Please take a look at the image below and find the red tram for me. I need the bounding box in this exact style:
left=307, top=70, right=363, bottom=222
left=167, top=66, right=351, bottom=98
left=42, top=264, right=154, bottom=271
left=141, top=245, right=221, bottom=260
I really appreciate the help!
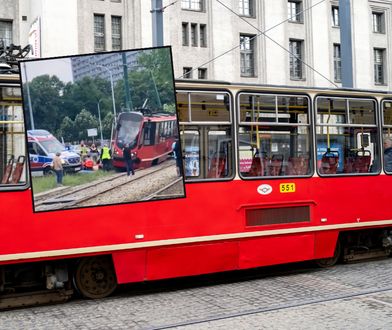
left=111, top=111, right=177, bottom=170
left=2, top=75, right=392, bottom=305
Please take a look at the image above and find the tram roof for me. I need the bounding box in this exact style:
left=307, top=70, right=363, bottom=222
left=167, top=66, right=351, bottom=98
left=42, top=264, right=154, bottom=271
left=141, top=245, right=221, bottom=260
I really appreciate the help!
left=175, top=79, right=392, bottom=96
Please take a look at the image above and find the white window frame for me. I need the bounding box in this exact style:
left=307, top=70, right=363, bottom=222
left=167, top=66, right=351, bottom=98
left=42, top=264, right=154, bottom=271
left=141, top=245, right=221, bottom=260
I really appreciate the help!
left=240, top=34, right=256, bottom=77
left=289, top=39, right=304, bottom=80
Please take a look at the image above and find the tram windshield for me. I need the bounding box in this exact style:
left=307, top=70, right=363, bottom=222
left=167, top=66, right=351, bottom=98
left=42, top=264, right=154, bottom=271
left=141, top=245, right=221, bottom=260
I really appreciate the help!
left=116, top=112, right=143, bottom=148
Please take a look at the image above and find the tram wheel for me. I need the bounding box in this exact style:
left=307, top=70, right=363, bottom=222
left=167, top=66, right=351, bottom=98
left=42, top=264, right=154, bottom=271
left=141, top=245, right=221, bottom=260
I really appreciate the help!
left=316, top=240, right=341, bottom=268
left=74, top=256, right=117, bottom=299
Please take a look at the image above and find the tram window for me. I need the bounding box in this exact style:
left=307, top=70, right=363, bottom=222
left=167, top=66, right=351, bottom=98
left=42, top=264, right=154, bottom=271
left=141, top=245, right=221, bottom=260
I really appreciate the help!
left=182, top=92, right=231, bottom=122
left=207, top=130, right=233, bottom=178
left=143, top=122, right=156, bottom=146
left=382, top=100, right=392, bottom=173
left=383, top=101, right=392, bottom=125
left=238, top=93, right=312, bottom=178
left=177, top=90, right=233, bottom=181
left=181, top=130, right=200, bottom=177
left=277, top=96, right=309, bottom=124
left=176, top=92, right=190, bottom=122
left=317, top=98, right=347, bottom=124
left=240, top=95, right=275, bottom=123
left=0, top=87, right=27, bottom=188
left=316, top=97, right=380, bottom=175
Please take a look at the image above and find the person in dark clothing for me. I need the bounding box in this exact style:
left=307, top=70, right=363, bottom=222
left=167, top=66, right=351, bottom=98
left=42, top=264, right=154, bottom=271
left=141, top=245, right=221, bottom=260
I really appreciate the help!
left=122, top=143, right=135, bottom=177
left=173, top=140, right=183, bottom=177
left=384, top=138, right=392, bottom=172
left=89, top=144, right=99, bottom=163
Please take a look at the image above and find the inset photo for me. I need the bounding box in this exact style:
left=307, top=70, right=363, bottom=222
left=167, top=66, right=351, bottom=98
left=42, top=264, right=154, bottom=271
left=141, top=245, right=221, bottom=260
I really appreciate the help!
left=20, top=47, right=185, bottom=212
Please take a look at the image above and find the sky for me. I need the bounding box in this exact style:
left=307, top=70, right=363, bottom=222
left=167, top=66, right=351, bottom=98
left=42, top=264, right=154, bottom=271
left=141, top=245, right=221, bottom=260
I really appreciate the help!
left=20, top=57, right=73, bottom=83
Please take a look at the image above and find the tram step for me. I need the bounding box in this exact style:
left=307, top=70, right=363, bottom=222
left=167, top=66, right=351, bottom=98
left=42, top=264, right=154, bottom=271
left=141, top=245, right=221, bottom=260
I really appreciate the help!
left=344, top=249, right=390, bottom=263
left=0, top=289, right=73, bottom=310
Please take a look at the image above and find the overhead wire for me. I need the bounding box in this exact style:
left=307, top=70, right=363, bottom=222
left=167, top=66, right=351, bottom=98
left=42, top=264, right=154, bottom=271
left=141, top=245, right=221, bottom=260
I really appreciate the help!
left=177, top=0, right=338, bottom=88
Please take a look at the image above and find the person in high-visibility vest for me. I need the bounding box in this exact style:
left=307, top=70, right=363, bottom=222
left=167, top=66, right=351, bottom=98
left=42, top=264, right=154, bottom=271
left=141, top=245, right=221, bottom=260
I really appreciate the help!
left=100, top=144, right=112, bottom=171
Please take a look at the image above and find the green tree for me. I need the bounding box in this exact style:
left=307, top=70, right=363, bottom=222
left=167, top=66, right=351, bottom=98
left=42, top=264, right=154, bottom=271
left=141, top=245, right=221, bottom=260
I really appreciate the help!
left=23, top=75, right=65, bottom=132
left=101, top=112, right=114, bottom=142
left=73, top=109, right=99, bottom=142
left=61, top=77, right=114, bottom=120
left=115, top=48, right=176, bottom=113
left=56, top=116, right=75, bottom=143
left=137, top=48, right=176, bottom=111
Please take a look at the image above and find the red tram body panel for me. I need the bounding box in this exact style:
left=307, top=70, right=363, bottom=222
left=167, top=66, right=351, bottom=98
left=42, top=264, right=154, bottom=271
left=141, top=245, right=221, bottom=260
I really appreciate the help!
left=1, top=77, right=392, bottom=299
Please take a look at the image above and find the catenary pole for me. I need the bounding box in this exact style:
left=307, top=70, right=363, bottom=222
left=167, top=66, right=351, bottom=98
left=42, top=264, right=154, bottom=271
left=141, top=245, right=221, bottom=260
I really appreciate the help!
left=151, top=0, right=164, bottom=47
left=339, top=0, right=353, bottom=88
left=122, top=52, right=132, bottom=111
left=23, top=62, right=35, bottom=130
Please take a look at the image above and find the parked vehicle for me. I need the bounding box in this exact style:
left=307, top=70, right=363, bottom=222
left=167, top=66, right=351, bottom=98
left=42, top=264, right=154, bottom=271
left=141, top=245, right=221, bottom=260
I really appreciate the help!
left=27, top=130, right=82, bottom=175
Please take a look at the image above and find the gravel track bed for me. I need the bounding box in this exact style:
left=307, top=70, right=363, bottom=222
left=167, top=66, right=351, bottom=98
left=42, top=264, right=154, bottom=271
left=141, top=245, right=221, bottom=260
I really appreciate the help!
left=149, top=180, right=185, bottom=200
left=78, top=164, right=184, bottom=206
left=35, top=160, right=179, bottom=211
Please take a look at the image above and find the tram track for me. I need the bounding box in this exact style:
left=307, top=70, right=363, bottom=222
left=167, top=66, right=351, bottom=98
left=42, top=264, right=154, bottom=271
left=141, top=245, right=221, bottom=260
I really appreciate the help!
left=142, top=177, right=184, bottom=201
left=149, top=285, right=392, bottom=330
left=35, top=160, right=180, bottom=211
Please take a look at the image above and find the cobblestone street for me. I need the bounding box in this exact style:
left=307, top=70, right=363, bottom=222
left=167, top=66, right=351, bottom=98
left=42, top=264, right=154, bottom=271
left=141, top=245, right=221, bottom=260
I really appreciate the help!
left=1, top=258, right=392, bottom=329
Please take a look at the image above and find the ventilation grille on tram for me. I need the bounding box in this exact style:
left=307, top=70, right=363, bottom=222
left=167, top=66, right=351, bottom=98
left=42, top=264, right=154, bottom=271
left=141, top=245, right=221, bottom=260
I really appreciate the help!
left=246, top=206, right=310, bottom=226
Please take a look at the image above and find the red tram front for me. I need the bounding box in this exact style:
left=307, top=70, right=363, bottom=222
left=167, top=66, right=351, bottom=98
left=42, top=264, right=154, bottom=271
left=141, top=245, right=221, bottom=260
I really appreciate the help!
left=111, top=111, right=177, bottom=170
left=2, top=77, right=392, bottom=306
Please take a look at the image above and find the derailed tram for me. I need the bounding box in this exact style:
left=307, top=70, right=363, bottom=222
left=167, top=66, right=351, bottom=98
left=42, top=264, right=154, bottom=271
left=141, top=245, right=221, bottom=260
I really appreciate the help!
left=2, top=74, right=392, bottom=307
left=111, top=111, right=177, bottom=170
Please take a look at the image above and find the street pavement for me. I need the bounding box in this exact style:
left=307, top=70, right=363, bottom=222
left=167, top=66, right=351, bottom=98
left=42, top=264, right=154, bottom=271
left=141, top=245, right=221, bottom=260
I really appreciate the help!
left=1, top=258, right=392, bottom=329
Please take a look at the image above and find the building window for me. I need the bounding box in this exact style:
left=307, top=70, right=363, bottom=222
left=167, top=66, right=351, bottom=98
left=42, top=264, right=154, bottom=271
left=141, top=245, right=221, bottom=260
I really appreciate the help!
left=182, top=22, right=189, bottom=46
left=183, top=67, right=193, bottom=79
left=239, top=0, right=253, bottom=17
left=200, top=24, right=207, bottom=47
left=240, top=35, right=255, bottom=77
left=0, top=20, right=12, bottom=47
left=111, top=16, right=122, bottom=51
left=181, top=0, right=203, bottom=11
left=372, top=12, right=385, bottom=33
left=198, top=68, right=207, bottom=79
left=191, top=23, right=198, bottom=47
left=94, top=14, right=105, bottom=52
left=374, top=48, right=385, bottom=85
left=288, top=1, right=302, bottom=23
left=289, top=39, right=304, bottom=80
left=332, top=6, right=339, bottom=27
left=333, top=44, right=341, bottom=82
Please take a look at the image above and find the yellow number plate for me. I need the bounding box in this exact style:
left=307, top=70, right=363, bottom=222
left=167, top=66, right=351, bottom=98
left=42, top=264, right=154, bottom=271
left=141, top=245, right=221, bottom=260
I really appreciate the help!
left=280, top=183, right=296, bottom=193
